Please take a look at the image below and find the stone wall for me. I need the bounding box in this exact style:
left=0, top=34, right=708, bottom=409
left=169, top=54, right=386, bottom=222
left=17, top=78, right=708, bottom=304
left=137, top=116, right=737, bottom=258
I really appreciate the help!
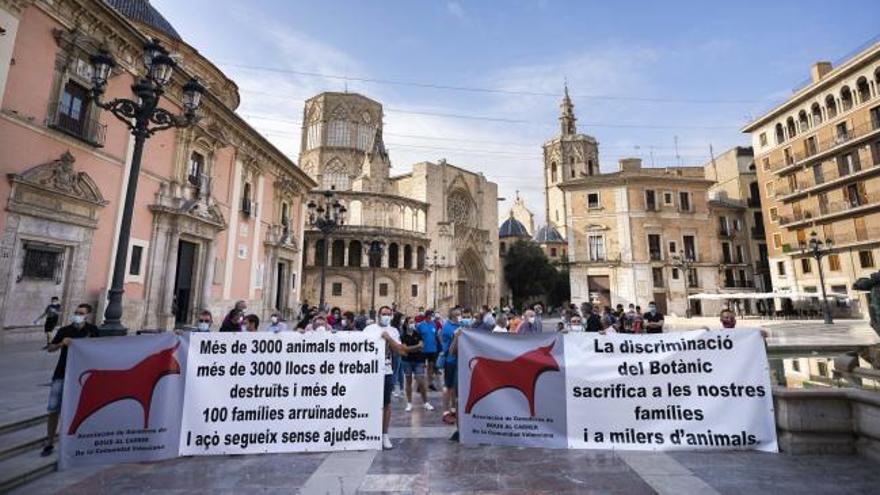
left=773, top=386, right=880, bottom=462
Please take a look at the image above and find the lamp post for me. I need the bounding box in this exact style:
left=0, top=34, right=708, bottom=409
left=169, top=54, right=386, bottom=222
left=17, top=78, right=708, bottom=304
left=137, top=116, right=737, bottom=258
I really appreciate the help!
left=366, top=240, right=386, bottom=319
left=90, top=39, right=205, bottom=336
left=430, top=250, right=446, bottom=310
left=307, top=190, right=345, bottom=311
left=801, top=231, right=834, bottom=324
left=672, top=249, right=696, bottom=318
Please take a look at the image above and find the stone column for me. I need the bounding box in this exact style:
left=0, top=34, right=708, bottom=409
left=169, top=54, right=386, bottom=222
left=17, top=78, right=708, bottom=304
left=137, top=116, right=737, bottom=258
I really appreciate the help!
left=161, top=230, right=180, bottom=329
left=200, top=238, right=217, bottom=313
left=342, top=239, right=349, bottom=267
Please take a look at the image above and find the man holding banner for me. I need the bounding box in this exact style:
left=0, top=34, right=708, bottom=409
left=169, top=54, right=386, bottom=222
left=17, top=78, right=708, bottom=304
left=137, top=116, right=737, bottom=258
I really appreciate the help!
left=363, top=305, right=410, bottom=450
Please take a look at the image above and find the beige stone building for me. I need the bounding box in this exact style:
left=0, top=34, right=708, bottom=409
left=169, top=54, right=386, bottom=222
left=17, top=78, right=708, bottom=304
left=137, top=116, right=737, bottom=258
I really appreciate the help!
left=561, top=157, right=726, bottom=316
left=703, top=146, right=773, bottom=312
left=742, top=40, right=880, bottom=318
left=298, top=92, right=499, bottom=314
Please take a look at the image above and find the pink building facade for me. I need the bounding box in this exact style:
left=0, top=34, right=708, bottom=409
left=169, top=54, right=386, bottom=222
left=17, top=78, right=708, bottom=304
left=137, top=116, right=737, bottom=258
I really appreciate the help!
left=0, top=0, right=314, bottom=333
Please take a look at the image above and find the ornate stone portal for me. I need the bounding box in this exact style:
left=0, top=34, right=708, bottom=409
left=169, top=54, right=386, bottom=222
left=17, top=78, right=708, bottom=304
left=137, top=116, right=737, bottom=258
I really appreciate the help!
left=0, top=152, right=107, bottom=330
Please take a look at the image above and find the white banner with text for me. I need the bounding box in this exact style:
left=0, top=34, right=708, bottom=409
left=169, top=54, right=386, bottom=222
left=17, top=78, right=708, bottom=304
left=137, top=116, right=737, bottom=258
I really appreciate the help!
left=59, top=332, right=383, bottom=469
left=458, top=329, right=777, bottom=452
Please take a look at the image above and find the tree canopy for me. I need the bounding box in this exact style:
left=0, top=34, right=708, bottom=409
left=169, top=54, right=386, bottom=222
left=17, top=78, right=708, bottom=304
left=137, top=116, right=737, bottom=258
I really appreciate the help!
left=503, top=240, right=563, bottom=308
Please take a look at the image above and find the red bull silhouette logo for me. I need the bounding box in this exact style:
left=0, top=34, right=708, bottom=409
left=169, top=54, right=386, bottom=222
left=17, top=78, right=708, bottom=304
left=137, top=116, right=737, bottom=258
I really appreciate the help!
left=465, top=341, right=559, bottom=416
left=67, top=342, right=181, bottom=435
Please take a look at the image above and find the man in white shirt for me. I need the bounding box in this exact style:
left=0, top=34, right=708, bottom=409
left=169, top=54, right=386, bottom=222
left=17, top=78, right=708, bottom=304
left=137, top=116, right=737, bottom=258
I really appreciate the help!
left=492, top=314, right=509, bottom=333
left=362, top=305, right=408, bottom=450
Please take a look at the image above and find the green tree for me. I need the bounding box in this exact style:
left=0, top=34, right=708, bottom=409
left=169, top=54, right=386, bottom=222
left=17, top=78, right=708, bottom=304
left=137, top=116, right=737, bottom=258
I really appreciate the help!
left=548, top=266, right=571, bottom=308
left=503, top=240, right=558, bottom=308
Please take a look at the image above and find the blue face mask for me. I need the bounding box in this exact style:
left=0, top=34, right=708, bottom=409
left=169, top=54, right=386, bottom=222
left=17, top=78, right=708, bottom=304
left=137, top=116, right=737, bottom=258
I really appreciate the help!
left=380, top=315, right=392, bottom=327
left=460, top=318, right=472, bottom=326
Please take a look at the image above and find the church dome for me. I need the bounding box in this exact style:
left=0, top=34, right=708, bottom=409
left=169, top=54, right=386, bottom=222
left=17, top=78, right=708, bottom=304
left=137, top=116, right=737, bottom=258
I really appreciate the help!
left=499, top=216, right=530, bottom=238
left=105, top=0, right=182, bottom=40
left=534, top=225, right=565, bottom=243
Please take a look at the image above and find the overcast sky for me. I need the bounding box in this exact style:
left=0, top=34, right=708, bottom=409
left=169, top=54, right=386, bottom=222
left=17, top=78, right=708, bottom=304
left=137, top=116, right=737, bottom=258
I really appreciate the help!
left=152, top=0, right=880, bottom=226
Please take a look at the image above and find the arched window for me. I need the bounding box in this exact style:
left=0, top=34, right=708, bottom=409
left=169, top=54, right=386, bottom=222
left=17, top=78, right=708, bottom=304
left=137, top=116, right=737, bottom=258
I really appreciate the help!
left=570, top=157, right=576, bottom=178
left=775, top=123, right=785, bottom=144
left=388, top=243, right=399, bottom=269
left=348, top=241, right=362, bottom=267
left=588, top=159, right=595, bottom=176
left=840, top=86, right=853, bottom=111
left=368, top=241, right=383, bottom=268
left=825, top=94, right=838, bottom=118
left=331, top=240, right=345, bottom=267
left=856, top=76, right=871, bottom=103
left=786, top=117, right=797, bottom=138
left=797, top=110, right=809, bottom=132
left=811, top=102, right=823, bottom=125
left=321, top=159, right=350, bottom=191
left=416, top=246, right=426, bottom=270
left=403, top=244, right=413, bottom=269
left=550, top=162, right=557, bottom=183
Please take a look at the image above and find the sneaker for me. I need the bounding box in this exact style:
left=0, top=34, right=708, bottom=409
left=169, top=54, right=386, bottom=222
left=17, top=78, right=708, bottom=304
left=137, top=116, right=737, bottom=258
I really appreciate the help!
left=382, top=435, right=393, bottom=450
left=405, top=403, right=413, bottom=412
left=423, top=402, right=434, bottom=411
left=40, top=445, right=54, bottom=457
left=392, top=390, right=401, bottom=398
left=449, top=431, right=459, bottom=442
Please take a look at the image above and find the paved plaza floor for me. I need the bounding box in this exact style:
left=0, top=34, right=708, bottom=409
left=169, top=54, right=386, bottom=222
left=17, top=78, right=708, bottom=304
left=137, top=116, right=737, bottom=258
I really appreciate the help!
left=2, top=321, right=879, bottom=494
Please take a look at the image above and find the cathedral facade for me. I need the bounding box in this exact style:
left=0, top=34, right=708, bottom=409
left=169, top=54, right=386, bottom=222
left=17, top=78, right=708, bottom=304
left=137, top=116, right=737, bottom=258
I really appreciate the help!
left=298, top=92, right=499, bottom=315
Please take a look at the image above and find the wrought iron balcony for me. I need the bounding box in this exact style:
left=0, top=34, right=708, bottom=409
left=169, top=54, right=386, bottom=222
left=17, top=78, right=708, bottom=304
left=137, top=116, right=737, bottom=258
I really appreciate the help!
left=47, top=101, right=106, bottom=147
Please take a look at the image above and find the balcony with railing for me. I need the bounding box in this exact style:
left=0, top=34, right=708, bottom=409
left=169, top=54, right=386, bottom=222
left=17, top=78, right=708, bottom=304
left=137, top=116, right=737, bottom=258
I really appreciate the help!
left=771, top=118, right=880, bottom=176
left=775, top=159, right=880, bottom=202
left=46, top=101, right=106, bottom=147
left=265, top=223, right=298, bottom=250
left=782, top=192, right=880, bottom=228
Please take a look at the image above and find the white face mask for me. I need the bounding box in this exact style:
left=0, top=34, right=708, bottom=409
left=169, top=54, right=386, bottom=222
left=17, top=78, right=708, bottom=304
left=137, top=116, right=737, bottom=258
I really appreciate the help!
left=271, top=316, right=279, bottom=324
left=527, top=316, right=536, bottom=323
left=71, top=314, right=85, bottom=325
left=380, top=315, right=392, bottom=327
left=570, top=324, right=583, bottom=332
left=341, top=319, right=348, bottom=327
left=197, top=322, right=210, bottom=332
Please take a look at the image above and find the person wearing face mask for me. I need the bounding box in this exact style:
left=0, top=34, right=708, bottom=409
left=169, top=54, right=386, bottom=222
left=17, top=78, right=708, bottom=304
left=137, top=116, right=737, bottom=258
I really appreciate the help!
left=306, top=315, right=331, bottom=332
left=221, top=300, right=247, bottom=329
left=263, top=313, right=288, bottom=332
left=719, top=308, right=736, bottom=329
left=42, top=303, right=98, bottom=457
left=335, top=311, right=355, bottom=331
left=566, top=315, right=584, bottom=333
left=516, top=310, right=541, bottom=334
left=440, top=308, right=464, bottom=435
left=643, top=301, right=665, bottom=334
left=195, top=310, right=213, bottom=332
left=362, top=306, right=408, bottom=449
left=532, top=304, right=545, bottom=332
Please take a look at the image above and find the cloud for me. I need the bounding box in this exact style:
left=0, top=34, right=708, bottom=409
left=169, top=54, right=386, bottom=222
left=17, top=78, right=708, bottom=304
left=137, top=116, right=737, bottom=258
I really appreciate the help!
left=446, top=1, right=466, bottom=20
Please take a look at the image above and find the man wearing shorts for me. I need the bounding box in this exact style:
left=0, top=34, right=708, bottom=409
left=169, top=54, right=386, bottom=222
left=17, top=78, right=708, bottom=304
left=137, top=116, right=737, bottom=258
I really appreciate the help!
left=363, top=305, right=408, bottom=450
left=401, top=321, right=434, bottom=412
left=42, top=303, right=97, bottom=456
left=417, top=310, right=440, bottom=390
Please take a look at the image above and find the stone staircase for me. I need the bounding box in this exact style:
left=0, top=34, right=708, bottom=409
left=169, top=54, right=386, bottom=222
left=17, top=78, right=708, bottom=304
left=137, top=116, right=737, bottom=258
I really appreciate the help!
left=0, top=415, right=55, bottom=493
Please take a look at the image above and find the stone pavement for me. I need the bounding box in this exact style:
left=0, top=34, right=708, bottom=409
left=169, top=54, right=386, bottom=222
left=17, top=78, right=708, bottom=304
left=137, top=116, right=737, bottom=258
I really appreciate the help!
left=3, top=327, right=880, bottom=494
left=6, top=387, right=880, bottom=494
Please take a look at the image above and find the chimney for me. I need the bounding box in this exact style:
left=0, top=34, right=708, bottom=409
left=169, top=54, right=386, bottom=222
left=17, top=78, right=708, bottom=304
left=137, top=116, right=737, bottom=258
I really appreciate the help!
left=619, top=158, right=642, bottom=172
left=810, top=62, right=833, bottom=83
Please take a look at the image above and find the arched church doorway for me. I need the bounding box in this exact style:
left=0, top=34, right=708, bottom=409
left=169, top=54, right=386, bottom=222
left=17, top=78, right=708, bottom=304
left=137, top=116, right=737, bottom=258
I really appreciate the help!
left=456, top=249, right=485, bottom=309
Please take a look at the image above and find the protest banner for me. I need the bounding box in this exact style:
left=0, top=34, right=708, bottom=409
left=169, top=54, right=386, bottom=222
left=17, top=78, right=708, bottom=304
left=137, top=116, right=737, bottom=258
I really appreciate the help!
left=179, top=332, right=383, bottom=455
left=59, top=333, right=186, bottom=469
left=458, top=329, right=777, bottom=452
left=59, top=331, right=384, bottom=468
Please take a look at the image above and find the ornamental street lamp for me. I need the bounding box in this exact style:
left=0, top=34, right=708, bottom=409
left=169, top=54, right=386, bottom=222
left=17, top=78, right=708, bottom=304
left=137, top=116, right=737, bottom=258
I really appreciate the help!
left=306, top=190, right=346, bottom=310
left=366, top=240, right=386, bottom=319
left=90, top=40, right=204, bottom=336
left=800, top=231, right=834, bottom=324
left=672, top=249, right=696, bottom=318
left=430, top=250, right=446, bottom=310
